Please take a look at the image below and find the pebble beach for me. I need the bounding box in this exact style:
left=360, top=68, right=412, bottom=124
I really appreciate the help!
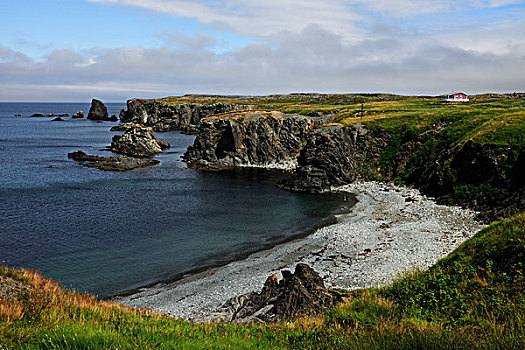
left=114, top=182, right=484, bottom=322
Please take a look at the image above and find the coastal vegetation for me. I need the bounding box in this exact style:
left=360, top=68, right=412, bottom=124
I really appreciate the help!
left=3, top=93, right=524, bottom=348
left=150, top=93, right=524, bottom=221
left=1, top=212, right=523, bottom=349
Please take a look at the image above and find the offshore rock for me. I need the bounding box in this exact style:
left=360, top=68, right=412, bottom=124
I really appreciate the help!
left=211, top=263, right=346, bottom=323
left=120, top=99, right=249, bottom=133
left=183, top=111, right=327, bottom=170
left=72, top=111, right=84, bottom=119
left=87, top=99, right=109, bottom=121
left=111, top=127, right=169, bottom=157
left=68, top=150, right=159, bottom=171
left=110, top=122, right=145, bottom=132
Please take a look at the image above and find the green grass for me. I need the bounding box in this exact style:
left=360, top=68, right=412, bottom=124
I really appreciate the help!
left=2, top=213, right=524, bottom=349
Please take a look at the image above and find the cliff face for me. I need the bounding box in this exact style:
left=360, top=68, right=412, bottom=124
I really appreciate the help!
left=183, top=111, right=328, bottom=169
left=183, top=111, right=374, bottom=192
left=119, top=96, right=524, bottom=221
left=120, top=99, right=248, bottom=133
left=182, top=110, right=524, bottom=220
left=281, top=124, right=372, bottom=192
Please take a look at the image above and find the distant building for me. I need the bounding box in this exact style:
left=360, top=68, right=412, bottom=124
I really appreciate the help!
left=441, top=92, right=469, bottom=102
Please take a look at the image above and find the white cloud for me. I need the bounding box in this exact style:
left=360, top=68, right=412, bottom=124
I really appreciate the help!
left=2, top=1, right=524, bottom=100
left=1, top=24, right=524, bottom=102
left=87, top=0, right=366, bottom=43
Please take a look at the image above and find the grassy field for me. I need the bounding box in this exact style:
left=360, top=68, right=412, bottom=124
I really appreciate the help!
left=1, top=213, right=523, bottom=349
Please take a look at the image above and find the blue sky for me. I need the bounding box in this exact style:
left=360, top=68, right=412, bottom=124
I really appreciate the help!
left=1, top=0, right=524, bottom=101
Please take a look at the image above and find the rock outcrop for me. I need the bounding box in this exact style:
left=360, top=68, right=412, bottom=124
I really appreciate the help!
left=69, top=126, right=169, bottom=171
left=110, top=123, right=145, bottom=132
left=68, top=150, right=160, bottom=171
left=183, top=111, right=329, bottom=170
left=281, top=125, right=369, bottom=192
left=211, top=264, right=346, bottom=323
left=111, top=127, right=170, bottom=157
left=120, top=99, right=249, bottom=133
left=72, top=111, right=84, bottom=119
left=87, top=99, right=110, bottom=121
left=183, top=112, right=372, bottom=192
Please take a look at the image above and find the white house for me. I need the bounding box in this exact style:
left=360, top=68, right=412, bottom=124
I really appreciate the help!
left=441, top=92, right=469, bottom=102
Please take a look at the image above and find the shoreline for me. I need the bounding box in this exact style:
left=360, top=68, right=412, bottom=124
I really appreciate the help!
left=113, top=181, right=484, bottom=322
left=107, top=189, right=356, bottom=300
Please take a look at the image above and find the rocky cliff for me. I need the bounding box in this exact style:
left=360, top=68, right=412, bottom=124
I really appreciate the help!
left=281, top=124, right=373, bottom=192
left=183, top=111, right=374, bottom=192
left=183, top=111, right=332, bottom=170
left=182, top=109, right=524, bottom=220
left=117, top=95, right=524, bottom=221
left=120, top=99, right=250, bottom=133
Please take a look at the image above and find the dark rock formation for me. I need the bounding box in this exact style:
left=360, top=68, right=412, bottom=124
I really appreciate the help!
left=120, top=99, right=250, bottom=133
left=110, top=123, right=145, bottom=132
left=214, top=264, right=346, bottom=323
left=31, top=113, right=46, bottom=118
left=111, top=127, right=170, bottom=157
left=51, top=117, right=65, bottom=122
left=68, top=150, right=159, bottom=171
left=72, top=111, right=84, bottom=119
left=183, top=112, right=372, bottom=192
left=87, top=99, right=109, bottom=121
left=109, top=114, right=118, bottom=122
left=183, top=111, right=328, bottom=169
left=281, top=125, right=369, bottom=192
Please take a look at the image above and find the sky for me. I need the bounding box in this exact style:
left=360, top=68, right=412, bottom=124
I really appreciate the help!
left=1, top=0, right=524, bottom=102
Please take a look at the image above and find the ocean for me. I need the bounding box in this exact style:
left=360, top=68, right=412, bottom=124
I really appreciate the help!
left=0, top=103, right=354, bottom=298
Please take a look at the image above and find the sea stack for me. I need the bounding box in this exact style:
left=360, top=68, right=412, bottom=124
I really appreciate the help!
left=87, top=99, right=109, bottom=121
left=111, top=127, right=170, bottom=157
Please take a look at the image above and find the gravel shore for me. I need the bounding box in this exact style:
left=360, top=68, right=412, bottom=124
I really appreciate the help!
left=113, top=182, right=484, bottom=322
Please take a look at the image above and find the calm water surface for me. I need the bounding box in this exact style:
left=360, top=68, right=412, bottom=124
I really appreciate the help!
left=0, top=103, right=354, bottom=297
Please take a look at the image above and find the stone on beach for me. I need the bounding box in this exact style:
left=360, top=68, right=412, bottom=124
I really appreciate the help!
left=212, top=263, right=346, bottom=323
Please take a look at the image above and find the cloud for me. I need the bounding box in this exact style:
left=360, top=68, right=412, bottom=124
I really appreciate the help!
left=1, top=23, right=524, bottom=102
left=87, top=0, right=366, bottom=43
left=155, top=31, right=217, bottom=51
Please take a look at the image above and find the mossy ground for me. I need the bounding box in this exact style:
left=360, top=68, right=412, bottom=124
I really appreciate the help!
left=2, top=213, right=524, bottom=349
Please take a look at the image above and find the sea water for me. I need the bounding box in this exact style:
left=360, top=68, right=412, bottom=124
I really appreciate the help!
left=0, top=103, right=354, bottom=297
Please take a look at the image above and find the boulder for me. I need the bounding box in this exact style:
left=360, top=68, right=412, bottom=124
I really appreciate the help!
left=212, top=263, right=346, bottom=323
left=109, top=114, right=118, bottom=122
left=51, top=117, right=65, bottom=122
left=87, top=99, right=109, bottom=121
left=111, top=127, right=169, bottom=157
left=72, top=111, right=84, bottom=119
